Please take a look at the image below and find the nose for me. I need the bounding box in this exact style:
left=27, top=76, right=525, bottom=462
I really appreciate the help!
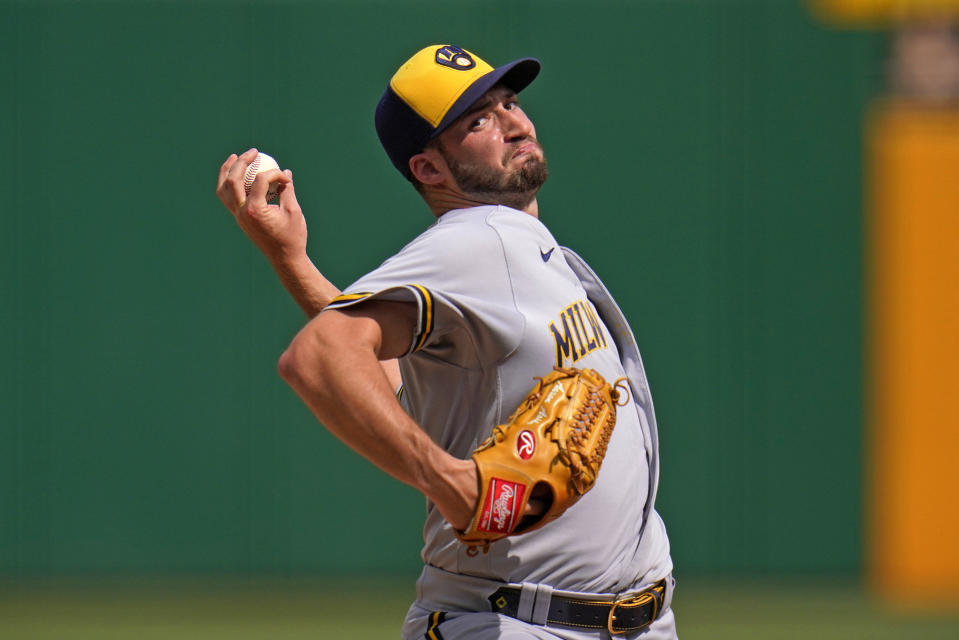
left=501, top=106, right=534, bottom=142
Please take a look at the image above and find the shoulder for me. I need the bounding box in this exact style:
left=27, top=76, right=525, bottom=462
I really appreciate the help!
left=428, top=204, right=552, bottom=247
left=420, top=205, right=505, bottom=247
left=335, top=206, right=553, bottom=302
left=387, top=206, right=516, bottom=271
left=332, top=207, right=506, bottom=299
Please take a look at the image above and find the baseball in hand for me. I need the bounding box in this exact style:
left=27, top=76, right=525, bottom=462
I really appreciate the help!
left=243, top=152, right=281, bottom=202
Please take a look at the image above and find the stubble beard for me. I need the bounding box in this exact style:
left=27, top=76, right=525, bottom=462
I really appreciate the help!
left=442, top=142, right=549, bottom=211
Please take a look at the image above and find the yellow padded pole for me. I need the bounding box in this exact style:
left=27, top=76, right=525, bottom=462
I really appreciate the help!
left=868, top=103, right=959, bottom=604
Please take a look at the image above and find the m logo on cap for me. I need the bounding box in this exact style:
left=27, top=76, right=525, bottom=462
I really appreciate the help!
left=435, top=45, right=476, bottom=70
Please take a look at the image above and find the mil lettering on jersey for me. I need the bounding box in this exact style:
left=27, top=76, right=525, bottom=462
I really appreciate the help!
left=477, top=478, right=526, bottom=534
left=548, top=299, right=609, bottom=368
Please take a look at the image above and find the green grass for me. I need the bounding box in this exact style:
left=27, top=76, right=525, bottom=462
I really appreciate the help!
left=0, top=578, right=414, bottom=640
left=1, top=577, right=957, bottom=639
left=674, top=579, right=959, bottom=639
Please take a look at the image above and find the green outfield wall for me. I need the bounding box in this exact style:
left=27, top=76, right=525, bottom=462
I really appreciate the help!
left=0, top=1, right=881, bottom=576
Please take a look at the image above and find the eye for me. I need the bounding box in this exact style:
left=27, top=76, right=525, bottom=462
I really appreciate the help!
left=469, top=115, right=489, bottom=130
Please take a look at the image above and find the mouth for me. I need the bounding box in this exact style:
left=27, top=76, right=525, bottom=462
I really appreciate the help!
left=508, top=141, right=541, bottom=163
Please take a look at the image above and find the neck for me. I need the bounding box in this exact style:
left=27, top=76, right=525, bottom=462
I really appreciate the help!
left=424, top=185, right=540, bottom=219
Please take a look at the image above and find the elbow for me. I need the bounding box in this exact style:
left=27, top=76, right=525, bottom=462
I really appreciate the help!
left=277, top=343, right=300, bottom=385
left=277, top=309, right=371, bottom=389
left=277, top=313, right=343, bottom=389
left=277, top=331, right=320, bottom=388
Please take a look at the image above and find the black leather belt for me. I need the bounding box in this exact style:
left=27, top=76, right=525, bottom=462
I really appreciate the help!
left=488, top=579, right=667, bottom=635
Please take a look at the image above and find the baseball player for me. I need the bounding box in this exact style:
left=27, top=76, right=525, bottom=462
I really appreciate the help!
left=216, top=44, right=676, bottom=639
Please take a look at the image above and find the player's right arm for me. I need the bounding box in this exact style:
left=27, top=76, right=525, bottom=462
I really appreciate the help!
left=216, top=149, right=335, bottom=316
left=215, top=149, right=401, bottom=389
left=277, top=300, right=479, bottom=531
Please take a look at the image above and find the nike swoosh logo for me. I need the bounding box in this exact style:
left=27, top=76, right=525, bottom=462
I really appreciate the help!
left=540, top=247, right=555, bottom=262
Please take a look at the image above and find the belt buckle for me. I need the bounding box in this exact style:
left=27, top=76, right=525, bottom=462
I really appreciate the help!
left=607, top=590, right=657, bottom=636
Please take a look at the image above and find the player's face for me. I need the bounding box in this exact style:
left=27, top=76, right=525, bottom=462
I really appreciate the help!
left=436, top=86, right=548, bottom=210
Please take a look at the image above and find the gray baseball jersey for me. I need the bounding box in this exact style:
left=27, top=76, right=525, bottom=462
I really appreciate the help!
left=326, top=205, right=671, bottom=603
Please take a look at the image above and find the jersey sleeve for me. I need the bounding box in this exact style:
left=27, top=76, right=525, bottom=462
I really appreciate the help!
left=324, top=217, right=524, bottom=369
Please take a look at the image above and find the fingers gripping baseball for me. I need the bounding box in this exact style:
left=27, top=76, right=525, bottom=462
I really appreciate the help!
left=215, top=149, right=307, bottom=260
left=216, top=148, right=259, bottom=213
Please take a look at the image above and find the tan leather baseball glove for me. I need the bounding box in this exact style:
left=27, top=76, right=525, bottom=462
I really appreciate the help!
left=455, top=367, right=628, bottom=555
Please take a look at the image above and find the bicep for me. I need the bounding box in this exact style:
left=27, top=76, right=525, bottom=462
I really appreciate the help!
left=326, top=300, right=418, bottom=362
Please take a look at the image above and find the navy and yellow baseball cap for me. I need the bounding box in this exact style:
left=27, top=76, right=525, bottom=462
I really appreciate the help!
left=375, top=44, right=541, bottom=179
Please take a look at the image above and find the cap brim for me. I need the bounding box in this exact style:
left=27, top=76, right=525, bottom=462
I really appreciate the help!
left=431, top=57, right=541, bottom=139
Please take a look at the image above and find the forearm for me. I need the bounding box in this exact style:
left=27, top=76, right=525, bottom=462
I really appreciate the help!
left=266, top=250, right=340, bottom=317
left=216, top=154, right=338, bottom=318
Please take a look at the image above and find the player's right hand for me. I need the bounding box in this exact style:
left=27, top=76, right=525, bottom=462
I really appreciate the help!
left=216, top=148, right=307, bottom=262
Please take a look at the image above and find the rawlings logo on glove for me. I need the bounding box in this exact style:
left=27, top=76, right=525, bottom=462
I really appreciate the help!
left=456, top=367, right=629, bottom=555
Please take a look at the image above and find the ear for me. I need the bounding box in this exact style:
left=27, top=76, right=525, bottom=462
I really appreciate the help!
left=408, top=149, right=447, bottom=186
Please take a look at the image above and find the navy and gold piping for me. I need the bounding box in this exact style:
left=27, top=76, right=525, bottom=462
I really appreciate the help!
left=326, top=292, right=374, bottom=308
left=408, top=284, right=434, bottom=352
left=326, top=285, right=434, bottom=354
left=423, top=610, right=446, bottom=640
